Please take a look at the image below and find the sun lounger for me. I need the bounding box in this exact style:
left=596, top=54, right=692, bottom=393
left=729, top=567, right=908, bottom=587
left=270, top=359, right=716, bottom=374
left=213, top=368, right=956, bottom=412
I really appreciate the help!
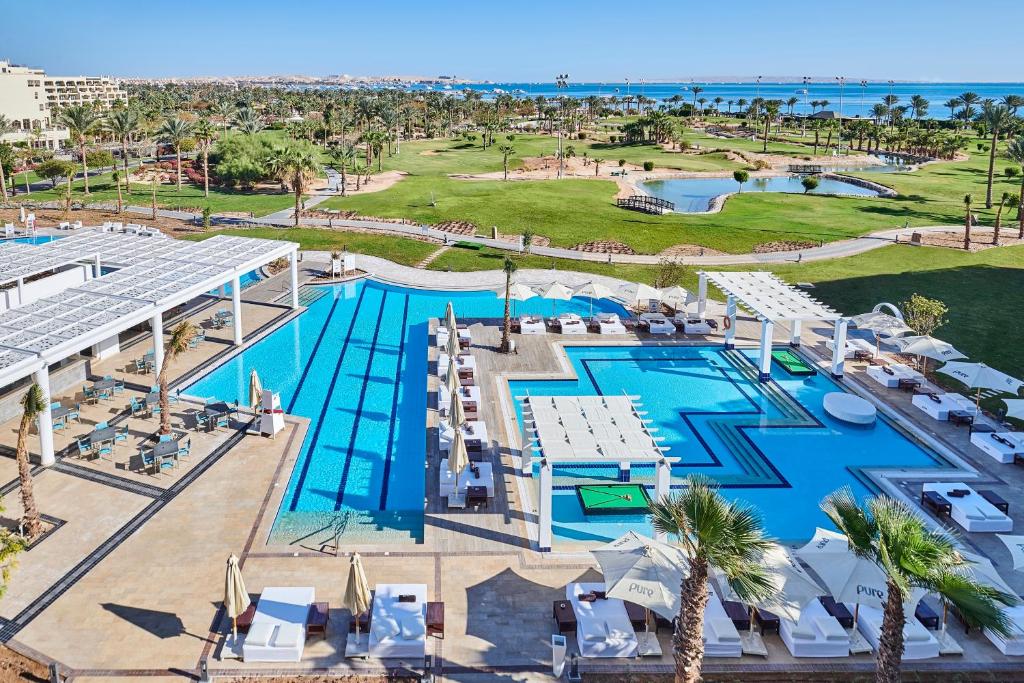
left=369, top=583, right=427, bottom=659
left=556, top=313, right=587, bottom=335
left=518, top=315, right=546, bottom=335
left=779, top=597, right=851, bottom=658
left=438, top=420, right=488, bottom=454
left=851, top=603, right=939, bottom=660
left=639, top=313, right=674, bottom=335
left=437, top=353, right=476, bottom=382
left=677, top=316, right=713, bottom=334
left=439, top=459, right=494, bottom=498
left=242, top=586, right=314, bottom=662
left=866, top=363, right=924, bottom=389
left=922, top=482, right=1013, bottom=532
left=985, top=604, right=1024, bottom=655
left=596, top=313, right=626, bottom=335
left=437, top=325, right=471, bottom=349
left=912, top=393, right=977, bottom=422
left=971, top=431, right=1024, bottom=464
left=703, top=590, right=742, bottom=657
left=567, top=582, right=639, bottom=658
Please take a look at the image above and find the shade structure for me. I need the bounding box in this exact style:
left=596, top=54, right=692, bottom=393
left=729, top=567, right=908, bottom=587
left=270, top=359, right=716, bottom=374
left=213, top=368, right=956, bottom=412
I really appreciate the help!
left=224, top=554, right=250, bottom=636
left=445, top=321, right=461, bottom=359
left=618, top=282, right=662, bottom=310
left=795, top=528, right=889, bottom=610
left=894, top=335, right=966, bottom=362
left=716, top=544, right=824, bottom=623
left=591, top=531, right=689, bottom=620
left=997, top=535, right=1024, bottom=572
left=449, top=429, right=470, bottom=478
left=248, top=369, right=263, bottom=410
left=344, top=553, right=372, bottom=635
left=850, top=311, right=914, bottom=337
left=449, top=390, right=466, bottom=428
left=659, top=286, right=694, bottom=312
left=445, top=357, right=461, bottom=402
left=938, top=362, right=1023, bottom=397
left=444, top=301, right=458, bottom=336
left=574, top=281, right=616, bottom=318
left=535, top=282, right=574, bottom=317
left=495, top=281, right=538, bottom=318
left=959, top=551, right=1018, bottom=597
left=1003, top=399, right=1024, bottom=421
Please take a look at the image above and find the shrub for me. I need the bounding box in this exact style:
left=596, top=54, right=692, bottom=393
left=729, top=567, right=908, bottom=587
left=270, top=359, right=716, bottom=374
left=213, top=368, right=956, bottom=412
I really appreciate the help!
left=801, top=175, right=820, bottom=193
left=577, top=132, right=586, bottom=140
left=642, top=161, right=655, bottom=171
left=753, top=159, right=771, bottom=170
left=618, top=159, right=626, bottom=167
left=1006, top=166, right=1020, bottom=179
left=85, top=149, right=114, bottom=170
left=609, top=135, right=618, bottom=143
left=679, top=140, right=692, bottom=151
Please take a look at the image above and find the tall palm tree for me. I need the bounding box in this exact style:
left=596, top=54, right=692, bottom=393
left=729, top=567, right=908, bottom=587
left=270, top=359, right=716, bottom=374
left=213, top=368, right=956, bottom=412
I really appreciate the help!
left=328, top=142, right=356, bottom=196
left=943, top=97, right=962, bottom=121
left=192, top=118, right=217, bottom=198
left=0, top=114, right=13, bottom=202
left=269, top=143, right=321, bottom=226
left=57, top=104, right=103, bottom=194
left=690, top=86, right=704, bottom=115
left=909, top=95, right=929, bottom=120
left=14, top=385, right=45, bottom=540
left=233, top=107, right=264, bottom=135
left=1006, top=138, right=1024, bottom=237
left=212, top=100, right=236, bottom=127
left=821, top=489, right=1014, bottom=683
left=993, top=191, right=1010, bottom=245
left=157, top=321, right=198, bottom=435
left=761, top=101, right=782, bottom=152
left=963, top=193, right=973, bottom=250
left=104, top=108, right=142, bottom=195
left=649, top=475, right=774, bottom=683
left=978, top=102, right=1014, bottom=207
left=498, top=144, right=515, bottom=180
left=500, top=256, right=517, bottom=353
left=156, top=117, right=195, bottom=191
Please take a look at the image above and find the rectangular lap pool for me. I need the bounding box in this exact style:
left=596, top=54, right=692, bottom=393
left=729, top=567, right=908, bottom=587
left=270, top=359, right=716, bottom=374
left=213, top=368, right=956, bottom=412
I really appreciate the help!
left=510, top=345, right=952, bottom=547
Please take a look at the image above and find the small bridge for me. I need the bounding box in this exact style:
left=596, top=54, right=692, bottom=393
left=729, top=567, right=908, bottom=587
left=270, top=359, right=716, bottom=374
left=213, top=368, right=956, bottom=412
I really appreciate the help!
left=787, top=164, right=825, bottom=174
left=616, top=195, right=674, bottom=214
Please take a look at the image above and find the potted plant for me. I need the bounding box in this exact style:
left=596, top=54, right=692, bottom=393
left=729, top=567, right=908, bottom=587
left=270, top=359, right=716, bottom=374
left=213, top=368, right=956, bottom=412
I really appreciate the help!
left=330, top=251, right=342, bottom=278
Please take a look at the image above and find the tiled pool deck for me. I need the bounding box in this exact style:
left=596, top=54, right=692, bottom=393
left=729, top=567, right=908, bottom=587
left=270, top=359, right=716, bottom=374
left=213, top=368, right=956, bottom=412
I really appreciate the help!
left=0, top=261, right=1021, bottom=680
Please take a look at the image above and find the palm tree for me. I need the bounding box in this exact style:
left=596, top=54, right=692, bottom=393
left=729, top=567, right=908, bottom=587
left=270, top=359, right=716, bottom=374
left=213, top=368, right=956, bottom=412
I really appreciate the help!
left=212, top=100, right=235, bottom=127
left=978, top=103, right=1014, bottom=208
left=909, top=95, right=929, bottom=120
left=1006, top=138, right=1024, bottom=237
left=193, top=118, right=217, bottom=198
left=821, top=489, right=1014, bottom=683
left=963, top=193, right=973, bottom=250
left=0, top=115, right=13, bottom=202
left=761, top=101, right=782, bottom=152
left=498, top=144, right=515, bottom=180
left=269, top=143, right=321, bottom=226
left=499, top=256, right=517, bottom=353
left=104, top=107, right=142, bottom=195
left=157, top=321, right=198, bottom=435
left=592, top=157, right=603, bottom=177
left=786, top=96, right=799, bottom=116
left=943, top=97, right=962, bottom=121
left=233, top=107, right=265, bottom=135
left=994, top=191, right=1010, bottom=244
left=57, top=104, right=103, bottom=194
left=690, top=86, right=704, bottom=115
left=156, top=117, right=195, bottom=191
left=14, top=385, right=46, bottom=540
left=112, top=170, right=123, bottom=214
left=649, top=475, right=774, bottom=683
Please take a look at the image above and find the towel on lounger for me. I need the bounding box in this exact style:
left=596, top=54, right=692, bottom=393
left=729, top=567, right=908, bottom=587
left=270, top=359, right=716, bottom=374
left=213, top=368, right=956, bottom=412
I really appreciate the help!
left=814, top=617, right=847, bottom=642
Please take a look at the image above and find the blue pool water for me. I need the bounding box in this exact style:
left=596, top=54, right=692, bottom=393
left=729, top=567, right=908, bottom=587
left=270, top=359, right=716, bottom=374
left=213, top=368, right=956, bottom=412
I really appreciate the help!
left=10, top=235, right=60, bottom=245
left=641, top=175, right=880, bottom=213
left=209, top=269, right=260, bottom=295
left=509, top=345, right=951, bottom=545
left=185, top=279, right=627, bottom=543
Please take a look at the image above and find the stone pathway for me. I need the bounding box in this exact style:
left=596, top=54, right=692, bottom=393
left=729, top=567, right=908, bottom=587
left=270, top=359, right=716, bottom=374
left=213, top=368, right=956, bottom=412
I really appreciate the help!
left=415, top=245, right=451, bottom=269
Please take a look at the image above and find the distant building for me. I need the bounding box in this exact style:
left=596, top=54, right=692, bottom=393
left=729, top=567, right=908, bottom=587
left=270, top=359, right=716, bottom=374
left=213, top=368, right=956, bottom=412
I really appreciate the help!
left=0, top=59, right=126, bottom=150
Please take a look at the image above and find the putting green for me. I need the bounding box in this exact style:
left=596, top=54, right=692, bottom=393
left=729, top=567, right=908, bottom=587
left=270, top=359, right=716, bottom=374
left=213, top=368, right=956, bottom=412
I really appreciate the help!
left=576, top=484, right=652, bottom=515
left=772, top=349, right=817, bottom=376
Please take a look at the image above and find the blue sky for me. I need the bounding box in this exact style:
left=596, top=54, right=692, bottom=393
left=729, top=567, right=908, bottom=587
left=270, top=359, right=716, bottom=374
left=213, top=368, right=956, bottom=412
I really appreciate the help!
left=3, top=0, right=1022, bottom=81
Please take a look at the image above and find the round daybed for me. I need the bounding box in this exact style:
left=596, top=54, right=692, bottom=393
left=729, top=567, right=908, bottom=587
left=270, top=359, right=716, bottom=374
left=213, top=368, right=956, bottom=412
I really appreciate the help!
left=823, top=392, right=877, bottom=425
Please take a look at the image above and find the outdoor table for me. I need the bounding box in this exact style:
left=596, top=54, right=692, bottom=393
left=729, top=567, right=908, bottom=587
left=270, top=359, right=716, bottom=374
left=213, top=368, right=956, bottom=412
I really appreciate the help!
left=552, top=600, right=576, bottom=633
left=52, top=405, right=73, bottom=425
left=89, top=426, right=118, bottom=445
left=204, top=402, right=232, bottom=431
left=143, top=392, right=161, bottom=406
left=151, top=439, right=179, bottom=463
left=426, top=601, right=444, bottom=639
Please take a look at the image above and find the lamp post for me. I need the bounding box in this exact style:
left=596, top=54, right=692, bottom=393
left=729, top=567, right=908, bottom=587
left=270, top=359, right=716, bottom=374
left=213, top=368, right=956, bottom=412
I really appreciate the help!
left=801, top=76, right=811, bottom=136
left=755, top=75, right=762, bottom=101
left=860, top=80, right=868, bottom=117
left=555, top=73, right=569, bottom=179
left=836, top=76, right=845, bottom=155
left=887, top=80, right=895, bottom=129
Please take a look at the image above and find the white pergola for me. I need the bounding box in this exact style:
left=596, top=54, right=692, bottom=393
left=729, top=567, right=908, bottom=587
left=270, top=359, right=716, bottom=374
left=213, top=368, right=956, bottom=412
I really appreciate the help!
left=0, top=230, right=300, bottom=465
left=519, top=394, right=678, bottom=552
left=696, top=271, right=846, bottom=382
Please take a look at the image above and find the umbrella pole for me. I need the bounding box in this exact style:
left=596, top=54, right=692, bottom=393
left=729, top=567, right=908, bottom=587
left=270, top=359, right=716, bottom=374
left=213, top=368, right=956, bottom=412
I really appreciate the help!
left=976, top=386, right=982, bottom=410
left=854, top=602, right=860, bottom=626
left=232, top=616, right=237, bottom=638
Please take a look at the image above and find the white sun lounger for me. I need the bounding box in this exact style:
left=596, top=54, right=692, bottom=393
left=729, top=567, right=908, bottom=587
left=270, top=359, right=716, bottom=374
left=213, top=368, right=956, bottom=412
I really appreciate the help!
left=971, top=431, right=1024, bottom=464
left=242, top=586, right=314, bottom=662
left=439, top=385, right=480, bottom=416
left=674, top=314, right=713, bottom=334
left=438, top=420, right=488, bottom=454
left=922, top=482, right=1013, bottom=532
left=519, top=315, right=546, bottom=335
left=779, top=597, right=851, bottom=658
left=985, top=604, right=1024, bottom=655
left=439, top=459, right=494, bottom=498
left=852, top=603, right=938, bottom=660
left=596, top=313, right=626, bottom=334
left=369, top=583, right=427, bottom=660
left=912, top=392, right=977, bottom=422
left=703, top=590, right=742, bottom=657
left=437, top=353, right=475, bottom=379
left=866, top=363, right=924, bottom=389
left=639, top=313, right=674, bottom=335
left=557, top=313, right=587, bottom=335
left=567, top=582, right=639, bottom=658
left=437, top=325, right=471, bottom=349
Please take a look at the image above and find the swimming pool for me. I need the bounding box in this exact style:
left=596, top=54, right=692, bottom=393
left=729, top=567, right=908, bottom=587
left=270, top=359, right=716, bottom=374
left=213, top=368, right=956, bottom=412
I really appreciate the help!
left=208, top=269, right=261, bottom=296
left=509, top=345, right=951, bottom=546
left=640, top=176, right=880, bottom=213
left=184, top=279, right=628, bottom=544
left=8, top=235, right=61, bottom=245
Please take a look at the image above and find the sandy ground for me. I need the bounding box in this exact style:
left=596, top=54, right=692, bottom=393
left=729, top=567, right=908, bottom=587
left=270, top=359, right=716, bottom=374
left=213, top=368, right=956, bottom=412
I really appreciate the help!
left=0, top=647, right=48, bottom=683
left=906, top=226, right=1024, bottom=251
left=0, top=207, right=203, bottom=235
left=332, top=170, right=407, bottom=197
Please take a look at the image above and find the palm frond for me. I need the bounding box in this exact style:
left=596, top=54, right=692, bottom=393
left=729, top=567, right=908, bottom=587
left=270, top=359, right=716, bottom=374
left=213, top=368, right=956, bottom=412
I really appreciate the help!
left=20, top=384, right=46, bottom=419
left=932, top=570, right=1016, bottom=636
left=820, top=487, right=876, bottom=556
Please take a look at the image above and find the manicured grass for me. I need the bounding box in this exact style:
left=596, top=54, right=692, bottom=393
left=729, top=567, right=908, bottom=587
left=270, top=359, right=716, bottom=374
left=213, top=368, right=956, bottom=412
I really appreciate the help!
left=180, top=227, right=437, bottom=267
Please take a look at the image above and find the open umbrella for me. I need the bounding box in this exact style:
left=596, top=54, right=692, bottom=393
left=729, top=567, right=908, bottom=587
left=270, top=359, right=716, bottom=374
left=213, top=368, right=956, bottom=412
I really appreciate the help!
left=938, top=362, right=1024, bottom=408
left=574, top=281, right=615, bottom=319
left=248, top=369, right=263, bottom=411
left=449, top=429, right=470, bottom=479
left=893, top=335, right=966, bottom=374
left=224, top=554, right=250, bottom=638
left=618, top=282, right=662, bottom=311
left=715, top=544, right=824, bottom=624
left=659, top=286, right=694, bottom=313
left=344, top=553, right=372, bottom=636
left=591, top=530, right=689, bottom=620
left=997, top=535, right=1024, bottom=572
left=850, top=311, right=915, bottom=356
left=535, top=282, right=574, bottom=317
left=1003, top=399, right=1024, bottom=421
left=495, top=281, right=538, bottom=318
left=795, top=528, right=889, bottom=620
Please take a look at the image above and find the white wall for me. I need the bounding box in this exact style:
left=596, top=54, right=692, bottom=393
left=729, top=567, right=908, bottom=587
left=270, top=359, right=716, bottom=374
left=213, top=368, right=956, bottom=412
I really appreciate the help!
left=0, top=265, right=90, bottom=312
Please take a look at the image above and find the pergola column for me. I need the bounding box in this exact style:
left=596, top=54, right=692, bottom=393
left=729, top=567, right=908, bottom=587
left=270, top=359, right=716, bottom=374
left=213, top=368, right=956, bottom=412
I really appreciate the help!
left=831, top=317, right=849, bottom=379
left=758, top=319, right=774, bottom=382
left=618, top=462, right=630, bottom=483
left=35, top=366, right=55, bottom=467
left=289, top=251, right=300, bottom=310
left=16, top=277, right=24, bottom=307
left=790, top=320, right=802, bottom=347
left=697, top=272, right=708, bottom=320
left=654, top=459, right=672, bottom=542
left=231, top=274, right=243, bottom=346
left=94, top=254, right=102, bottom=279
left=538, top=458, right=553, bottom=552
left=520, top=424, right=533, bottom=478
left=724, top=295, right=737, bottom=349
left=151, top=312, right=164, bottom=375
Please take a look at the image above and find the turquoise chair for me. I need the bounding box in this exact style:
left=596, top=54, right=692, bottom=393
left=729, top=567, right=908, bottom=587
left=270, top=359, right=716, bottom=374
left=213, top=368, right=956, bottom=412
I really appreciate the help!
left=177, top=437, right=191, bottom=459
left=96, top=442, right=113, bottom=459
left=158, top=434, right=172, bottom=443
left=69, top=404, right=81, bottom=422
left=115, top=426, right=129, bottom=444
left=113, top=380, right=125, bottom=395
left=76, top=439, right=91, bottom=457
left=50, top=401, right=61, bottom=411
left=129, top=397, right=146, bottom=417
left=95, top=420, right=108, bottom=430
left=193, top=412, right=209, bottom=431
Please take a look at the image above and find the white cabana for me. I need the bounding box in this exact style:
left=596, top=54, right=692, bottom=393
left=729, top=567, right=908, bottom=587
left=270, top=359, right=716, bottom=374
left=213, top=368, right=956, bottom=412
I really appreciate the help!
left=937, top=362, right=1024, bottom=407
left=519, top=394, right=678, bottom=551
left=697, top=272, right=843, bottom=381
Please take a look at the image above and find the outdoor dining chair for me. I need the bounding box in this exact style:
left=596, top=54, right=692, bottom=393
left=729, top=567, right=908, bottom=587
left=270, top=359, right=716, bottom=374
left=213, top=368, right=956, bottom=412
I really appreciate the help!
left=115, top=426, right=129, bottom=444
left=177, top=438, right=191, bottom=459
left=76, top=439, right=91, bottom=458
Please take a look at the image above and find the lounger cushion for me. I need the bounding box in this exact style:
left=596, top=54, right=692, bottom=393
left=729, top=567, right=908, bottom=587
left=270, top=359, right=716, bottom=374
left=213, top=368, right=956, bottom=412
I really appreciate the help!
left=905, top=620, right=931, bottom=643
left=815, top=617, right=847, bottom=642
left=400, top=615, right=424, bottom=641
left=247, top=623, right=274, bottom=647
left=376, top=614, right=401, bottom=639
left=709, top=617, right=741, bottom=642
left=274, top=623, right=302, bottom=649
left=965, top=506, right=987, bottom=521
left=789, top=625, right=816, bottom=640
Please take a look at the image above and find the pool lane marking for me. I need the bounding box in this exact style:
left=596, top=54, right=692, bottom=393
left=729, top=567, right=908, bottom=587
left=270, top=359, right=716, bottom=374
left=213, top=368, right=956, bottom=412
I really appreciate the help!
left=287, top=284, right=369, bottom=511
left=334, top=290, right=390, bottom=510
left=285, top=288, right=344, bottom=414
left=378, top=293, right=410, bottom=510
